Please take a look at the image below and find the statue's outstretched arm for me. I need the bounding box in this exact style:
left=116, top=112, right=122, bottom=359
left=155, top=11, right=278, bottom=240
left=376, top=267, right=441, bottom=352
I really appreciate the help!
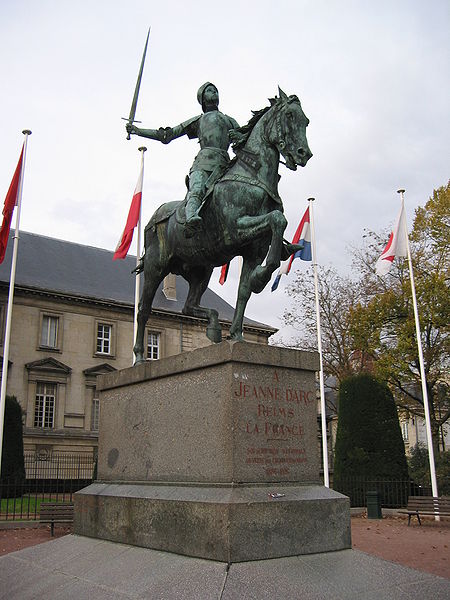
left=126, top=115, right=200, bottom=144
left=125, top=124, right=172, bottom=143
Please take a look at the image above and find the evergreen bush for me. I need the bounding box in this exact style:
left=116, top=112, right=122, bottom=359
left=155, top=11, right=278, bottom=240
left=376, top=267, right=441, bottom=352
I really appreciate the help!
left=334, top=374, right=409, bottom=505
left=1, top=395, right=26, bottom=482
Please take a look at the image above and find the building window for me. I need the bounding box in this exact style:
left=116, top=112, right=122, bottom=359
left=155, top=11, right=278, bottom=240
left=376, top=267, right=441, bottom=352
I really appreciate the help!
left=147, top=331, right=160, bottom=360
left=40, top=315, right=59, bottom=348
left=34, top=382, right=56, bottom=428
left=91, top=398, right=100, bottom=431
left=96, top=323, right=111, bottom=354
left=401, top=421, right=409, bottom=441
left=93, top=320, right=116, bottom=358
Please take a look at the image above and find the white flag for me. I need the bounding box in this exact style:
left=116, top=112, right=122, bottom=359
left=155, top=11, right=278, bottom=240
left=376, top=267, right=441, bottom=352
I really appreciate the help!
left=375, top=203, right=408, bottom=275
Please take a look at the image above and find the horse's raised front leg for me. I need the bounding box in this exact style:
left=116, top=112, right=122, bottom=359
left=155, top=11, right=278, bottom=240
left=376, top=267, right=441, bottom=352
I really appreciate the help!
left=229, top=211, right=288, bottom=340
left=235, top=210, right=287, bottom=293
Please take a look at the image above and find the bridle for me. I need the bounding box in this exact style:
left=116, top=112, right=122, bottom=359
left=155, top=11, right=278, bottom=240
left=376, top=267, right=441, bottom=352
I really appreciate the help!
left=264, top=97, right=299, bottom=170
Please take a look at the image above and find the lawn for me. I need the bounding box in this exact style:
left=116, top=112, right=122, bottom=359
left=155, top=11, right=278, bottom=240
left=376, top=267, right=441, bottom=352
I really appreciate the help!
left=0, top=495, right=68, bottom=518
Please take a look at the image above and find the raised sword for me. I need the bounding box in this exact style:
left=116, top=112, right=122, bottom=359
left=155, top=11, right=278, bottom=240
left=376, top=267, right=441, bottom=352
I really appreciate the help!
left=123, top=28, right=150, bottom=140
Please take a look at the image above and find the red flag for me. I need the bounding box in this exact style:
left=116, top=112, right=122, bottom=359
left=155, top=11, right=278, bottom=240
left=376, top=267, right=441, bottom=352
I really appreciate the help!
left=0, top=145, right=24, bottom=264
left=219, top=263, right=229, bottom=285
left=113, top=162, right=143, bottom=260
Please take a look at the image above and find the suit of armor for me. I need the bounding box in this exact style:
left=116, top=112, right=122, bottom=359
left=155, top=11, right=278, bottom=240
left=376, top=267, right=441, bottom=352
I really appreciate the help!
left=126, top=83, right=239, bottom=234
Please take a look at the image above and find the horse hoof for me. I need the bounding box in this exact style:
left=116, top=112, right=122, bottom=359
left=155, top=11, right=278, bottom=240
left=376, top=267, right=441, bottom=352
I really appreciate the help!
left=229, top=332, right=244, bottom=342
left=281, top=241, right=304, bottom=260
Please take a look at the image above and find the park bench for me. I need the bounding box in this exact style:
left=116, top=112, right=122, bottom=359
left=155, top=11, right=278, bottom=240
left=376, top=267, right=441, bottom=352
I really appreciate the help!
left=399, top=496, right=450, bottom=525
left=39, top=501, right=74, bottom=536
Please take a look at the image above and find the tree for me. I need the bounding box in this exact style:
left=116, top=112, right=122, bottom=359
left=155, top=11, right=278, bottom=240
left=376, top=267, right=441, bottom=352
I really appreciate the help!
left=277, top=182, right=449, bottom=451
left=0, top=395, right=25, bottom=482
left=279, top=266, right=369, bottom=387
left=408, top=444, right=450, bottom=495
left=334, top=374, right=408, bottom=482
left=350, top=182, right=449, bottom=452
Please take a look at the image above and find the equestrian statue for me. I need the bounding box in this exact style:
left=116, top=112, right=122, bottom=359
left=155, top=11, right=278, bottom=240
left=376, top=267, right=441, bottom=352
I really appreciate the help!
left=126, top=83, right=312, bottom=364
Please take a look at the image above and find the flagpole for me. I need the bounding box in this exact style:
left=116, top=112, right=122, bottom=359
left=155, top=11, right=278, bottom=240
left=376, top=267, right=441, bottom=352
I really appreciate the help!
left=133, top=147, right=146, bottom=364
left=308, top=198, right=329, bottom=487
left=397, top=189, right=439, bottom=504
left=0, top=130, right=31, bottom=476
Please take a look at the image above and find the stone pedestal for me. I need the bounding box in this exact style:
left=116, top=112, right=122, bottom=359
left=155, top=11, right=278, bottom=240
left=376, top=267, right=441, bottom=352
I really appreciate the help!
left=74, top=341, right=350, bottom=562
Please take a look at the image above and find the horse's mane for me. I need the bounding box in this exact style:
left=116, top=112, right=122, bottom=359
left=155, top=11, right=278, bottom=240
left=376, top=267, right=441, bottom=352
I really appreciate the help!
left=230, top=98, right=278, bottom=153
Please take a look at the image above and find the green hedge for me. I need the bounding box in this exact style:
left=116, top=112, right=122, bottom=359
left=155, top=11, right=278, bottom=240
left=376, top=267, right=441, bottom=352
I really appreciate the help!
left=1, top=395, right=25, bottom=484
left=334, top=374, right=408, bottom=487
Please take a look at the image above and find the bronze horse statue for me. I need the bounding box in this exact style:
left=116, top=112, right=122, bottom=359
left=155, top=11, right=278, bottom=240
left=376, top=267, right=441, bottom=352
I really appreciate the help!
left=133, top=89, right=312, bottom=364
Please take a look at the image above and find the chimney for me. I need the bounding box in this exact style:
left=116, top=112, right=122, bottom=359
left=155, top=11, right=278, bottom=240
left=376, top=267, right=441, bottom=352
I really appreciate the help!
left=163, top=273, right=177, bottom=300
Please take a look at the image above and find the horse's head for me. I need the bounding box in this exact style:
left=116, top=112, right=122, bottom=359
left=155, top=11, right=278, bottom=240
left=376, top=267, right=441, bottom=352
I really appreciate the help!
left=270, top=87, right=312, bottom=171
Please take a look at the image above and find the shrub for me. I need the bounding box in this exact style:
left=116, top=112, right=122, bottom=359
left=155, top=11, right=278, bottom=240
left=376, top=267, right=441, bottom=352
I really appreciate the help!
left=334, top=374, right=409, bottom=482
left=1, top=395, right=25, bottom=482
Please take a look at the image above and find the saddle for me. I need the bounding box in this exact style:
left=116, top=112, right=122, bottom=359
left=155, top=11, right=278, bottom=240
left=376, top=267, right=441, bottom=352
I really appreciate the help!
left=145, top=200, right=179, bottom=233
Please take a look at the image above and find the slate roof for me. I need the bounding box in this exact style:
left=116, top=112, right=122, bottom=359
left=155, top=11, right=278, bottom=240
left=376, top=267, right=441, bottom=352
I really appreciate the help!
left=0, top=231, right=275, bottom=333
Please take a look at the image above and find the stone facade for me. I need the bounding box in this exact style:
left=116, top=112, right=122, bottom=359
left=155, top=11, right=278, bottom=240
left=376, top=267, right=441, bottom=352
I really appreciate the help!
left=400, top=413, right=449, bottom=455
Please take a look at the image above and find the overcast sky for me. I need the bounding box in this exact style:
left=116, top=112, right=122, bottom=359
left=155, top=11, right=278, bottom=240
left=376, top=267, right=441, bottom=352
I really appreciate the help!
left=1, top=0, right=449, bottom=340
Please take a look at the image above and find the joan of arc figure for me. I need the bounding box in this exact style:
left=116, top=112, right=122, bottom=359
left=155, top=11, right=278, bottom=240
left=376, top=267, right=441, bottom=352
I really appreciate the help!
left=126, top=82, right=239, bottom=235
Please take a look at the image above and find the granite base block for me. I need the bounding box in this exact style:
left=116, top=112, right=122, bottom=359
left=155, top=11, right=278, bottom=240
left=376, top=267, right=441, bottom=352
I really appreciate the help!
left=75, top=342, right=351, bottom=562
left=75, top=482, right=351, bottom=562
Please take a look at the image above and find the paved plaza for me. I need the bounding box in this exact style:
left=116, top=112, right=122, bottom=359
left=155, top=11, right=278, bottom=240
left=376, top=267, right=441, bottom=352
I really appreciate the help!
left=1, top=532, right=449, bottom=600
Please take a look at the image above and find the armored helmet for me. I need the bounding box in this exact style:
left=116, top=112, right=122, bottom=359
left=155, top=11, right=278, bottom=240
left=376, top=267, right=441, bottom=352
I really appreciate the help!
left=197, top=82, right=218, bottom=107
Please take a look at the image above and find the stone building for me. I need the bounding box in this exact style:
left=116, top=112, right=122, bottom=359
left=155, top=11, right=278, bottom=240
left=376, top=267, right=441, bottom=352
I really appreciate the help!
left=400, top=412, right=449, bottom=455
left=0, top=231, right=275, bottom=456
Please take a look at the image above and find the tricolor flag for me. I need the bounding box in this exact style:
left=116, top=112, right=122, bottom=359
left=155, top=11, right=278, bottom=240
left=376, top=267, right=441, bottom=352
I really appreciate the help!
left=113, top=161, right=143, bottom=260
left=0, top=145, right=24, bottom=264
left=271, top=206, right=311, bottom=291
left=375, top=202, right=408, bottom=276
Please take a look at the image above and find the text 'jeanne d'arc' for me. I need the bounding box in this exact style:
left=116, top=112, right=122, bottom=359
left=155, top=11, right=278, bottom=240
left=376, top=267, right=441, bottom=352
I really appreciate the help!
left=234, top=382, right=314, bottom=406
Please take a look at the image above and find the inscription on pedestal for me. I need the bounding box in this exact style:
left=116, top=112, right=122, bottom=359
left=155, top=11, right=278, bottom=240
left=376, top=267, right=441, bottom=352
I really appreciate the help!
left=233, top=368, right=319, bottom=482
left=97, top=342, right=320, bottom=483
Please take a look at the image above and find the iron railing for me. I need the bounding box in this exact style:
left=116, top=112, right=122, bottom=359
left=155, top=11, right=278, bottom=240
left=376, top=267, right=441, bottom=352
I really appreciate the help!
left=24, top=450, right=95, bottom=480
left=0, top=451, right=95, bottom=521
left=333, top=476, right=432, bottom=508
left=2, top=452, right=434, bottom=518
